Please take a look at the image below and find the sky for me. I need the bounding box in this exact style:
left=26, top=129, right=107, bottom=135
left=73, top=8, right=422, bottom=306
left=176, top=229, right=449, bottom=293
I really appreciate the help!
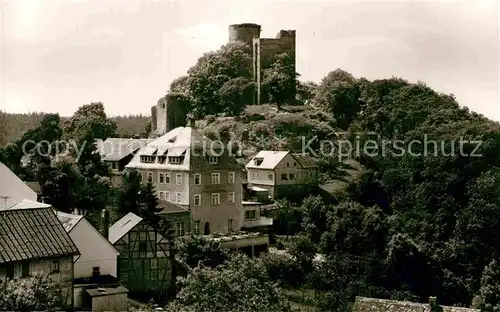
left=0, top=0, right=499, bottom=120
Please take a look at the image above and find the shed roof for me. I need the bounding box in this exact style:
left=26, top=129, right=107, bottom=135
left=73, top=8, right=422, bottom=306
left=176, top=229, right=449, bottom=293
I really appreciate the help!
left=56, top=211, right=84, bottom=232
left=292, top=153, right=318, bottom=168
left=157, top=200, right=190, bottom=215
left=8, top=199, right=51, bottom=210
left=352, top=297, right=480, bottom=312
left=85, top=285, right=129, bottom=297
left=108, top=212, right=143, bottom=244
left=0, top=207, right=79, bottom=264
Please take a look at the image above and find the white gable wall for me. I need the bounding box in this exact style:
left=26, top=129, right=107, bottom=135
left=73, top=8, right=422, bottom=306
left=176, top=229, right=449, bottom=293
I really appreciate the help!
left=70, top=218, right=119, bottom=278
left=0, top=162, right=37, bottom=210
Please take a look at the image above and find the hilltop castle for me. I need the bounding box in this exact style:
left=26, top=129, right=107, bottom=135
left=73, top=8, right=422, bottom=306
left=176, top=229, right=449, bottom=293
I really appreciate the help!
left=151, top=23, right=296, bottom=136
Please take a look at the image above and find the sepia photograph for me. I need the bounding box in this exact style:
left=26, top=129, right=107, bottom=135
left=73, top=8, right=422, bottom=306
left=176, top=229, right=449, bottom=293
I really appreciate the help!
left=0, top=0, right=498, bottom=311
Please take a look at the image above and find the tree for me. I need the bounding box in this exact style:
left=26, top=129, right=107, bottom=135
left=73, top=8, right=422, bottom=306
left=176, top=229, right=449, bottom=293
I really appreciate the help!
left=175, top=235, right=230, bottom=271
left=472, top=260, right=500, bottom=311
left=64, top=102, right=117, bottom=143
left=173, top=253, right=291, bottom=312
left=169, top=76, right=190, bottom=94
left=117, top=170, right=143, bottom=217
left=218, top=77, right=255, bottom=116
left=314, top=69, right=362, bottom=129
left=186, top=42, right=252, bottom=117
left=262, top=53, right=296, bottom=110
left=0, top=272, right=61, bottom=311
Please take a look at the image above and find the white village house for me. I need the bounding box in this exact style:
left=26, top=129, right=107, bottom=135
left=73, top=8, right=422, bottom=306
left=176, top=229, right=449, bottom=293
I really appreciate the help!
left=0, top=162, right=38, bottom=210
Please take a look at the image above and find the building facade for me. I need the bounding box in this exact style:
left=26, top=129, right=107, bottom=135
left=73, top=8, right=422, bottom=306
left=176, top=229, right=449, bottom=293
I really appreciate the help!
left=108, top=212, right=171, bottom=301
left=0, top=162, right=38, bottom=210
left=228, top=23, right=296, bottom=105
left=245, top=151, right=319, bottom=199
left=56, top=212, right=119, bottom=279
left=124, top=123, right=244, bottom=235
left=0, top=207, right=80, bottom=309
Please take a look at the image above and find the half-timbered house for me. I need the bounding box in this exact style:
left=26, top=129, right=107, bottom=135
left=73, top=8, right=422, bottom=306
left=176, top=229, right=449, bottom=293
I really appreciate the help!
left=108, top=212, right=171, bottom=300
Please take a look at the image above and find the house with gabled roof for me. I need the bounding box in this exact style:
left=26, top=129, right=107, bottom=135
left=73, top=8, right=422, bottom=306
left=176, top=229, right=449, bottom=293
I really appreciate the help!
left=108, top=212, right=171, bottom=301
left=0, top=162, right=38, bottom=210
left=124, top=120, right=243, bottom=235
left=245, top=151, right=319, bottom=199
left=96, top=138, right=153, bottom=186
left=0, top=207, right=80, bottom=309
left=56, top=211, right=119, bottom=279
left=351, top=296, right=480, bottom=312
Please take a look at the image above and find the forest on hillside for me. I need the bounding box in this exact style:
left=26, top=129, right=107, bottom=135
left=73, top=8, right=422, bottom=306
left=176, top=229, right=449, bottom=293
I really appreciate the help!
left=1, top=40, right=500, bottom=311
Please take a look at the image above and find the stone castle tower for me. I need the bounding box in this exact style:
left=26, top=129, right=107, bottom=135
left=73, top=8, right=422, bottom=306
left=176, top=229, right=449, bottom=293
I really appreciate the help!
left=228, top=23, right=296, bottom=105
left=150, top=23, right=296, bottom=134
left=150, top=94, right=189, bottom=136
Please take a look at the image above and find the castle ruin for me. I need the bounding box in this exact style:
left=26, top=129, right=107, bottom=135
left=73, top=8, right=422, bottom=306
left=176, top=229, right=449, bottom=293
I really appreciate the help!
left=229, top=23, right=296, bottom=105
left=151, top=23, right=296, bottom=136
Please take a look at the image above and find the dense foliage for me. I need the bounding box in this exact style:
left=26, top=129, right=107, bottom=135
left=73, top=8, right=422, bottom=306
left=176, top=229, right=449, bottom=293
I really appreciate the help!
left=0, top=272, right=61, bottom=311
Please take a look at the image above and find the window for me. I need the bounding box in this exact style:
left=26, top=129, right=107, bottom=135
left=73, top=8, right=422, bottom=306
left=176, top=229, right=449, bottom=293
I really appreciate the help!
left=159, top=173, right=164, bottom=184
left=211, top=173, right=220, bottom=184
left=228, top=172, right=235, bottom=184
left=140, top=156, right=155, bottom=163
left=268, top=173, right=273, bottom=180
left=289, top=173, right=295, bottom=180
left=159, top=191, right=167, bottom=200
left=51, top=260, right=60, bottom=273
left=294, top=162, right=297, bottom=167
left=254, top=158, right=263, bottom=166
left=139, top=242, right=147, bottom=253
left=211, top=193, right=220, bottom=205
left=194, top=194, right=201, bottom=206
left=287, top=162, right=290, bottom=167
left=147, top=172, right=153, bottom=183
left=169, top=156, right=182, bottom=164
left=92, top=267, right=100, bottom=276
left=228, top=192, right=235, bottom=204
left=176, top=192, right=182, bottom=203
left=158, top=156, right=167, bottom=164
left=208, top=156, right=219, bottom=164
left=176, top=173, right=182, bottom=185
left=165, top=173, right=170, bottom=183
left=166, top=192, right=171, bottom=202
left=176, top=222, right=185, bottom=236
left=111, top=162, right=119, bottom=170
left=228, top=219, right=233, bottom=232
left=245, top=210, right=257, bottom=220
left=194, top=173, right=201, bottom=185
left=194, top=221, right=200, bottom=235
left=281, top=174, right=288, bottom=180
left=14, top=263, right=22, bottom=278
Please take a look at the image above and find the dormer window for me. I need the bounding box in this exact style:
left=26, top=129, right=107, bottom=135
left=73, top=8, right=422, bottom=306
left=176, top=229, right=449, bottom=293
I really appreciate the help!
left=168, top=136, right=177, bottom=143
left=208, top=156, right=219, bottom=164
left=168, top=156, right=183, bottom=164
left=254, top=158, right=263, bottom=166
left=158, top=156, right=167, bottom=164
left=140, top=156, right=155, bottom=163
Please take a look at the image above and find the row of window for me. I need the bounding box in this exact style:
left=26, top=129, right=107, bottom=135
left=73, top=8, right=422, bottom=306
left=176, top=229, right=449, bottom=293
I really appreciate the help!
left=0, top=260, right=60, bottom=279
left=192, top=219, right=233, bottom=235
left=157, top=191, right=235, bottom=205
left=142, top=172, right=235, bottom=185
left=140, top=155, right=220, bottom=164
left=251, top=171, right=309, bottom=181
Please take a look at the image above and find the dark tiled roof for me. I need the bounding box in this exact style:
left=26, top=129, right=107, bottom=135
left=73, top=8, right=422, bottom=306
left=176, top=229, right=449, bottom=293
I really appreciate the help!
left=0, top=207, right=79, bottom=264
left=292, top=153, right=318, bottom=168
left=352, top=297, right=480, bottom=312
left=158, top=200, right=190, bottom=215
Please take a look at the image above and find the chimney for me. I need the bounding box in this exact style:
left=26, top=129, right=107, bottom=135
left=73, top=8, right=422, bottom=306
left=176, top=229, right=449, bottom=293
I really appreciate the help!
left=429, top=297, right=438, bottom=312
left=101, top=209, right=110, bottom=239
left=186, top=114, right=195, bottom=128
